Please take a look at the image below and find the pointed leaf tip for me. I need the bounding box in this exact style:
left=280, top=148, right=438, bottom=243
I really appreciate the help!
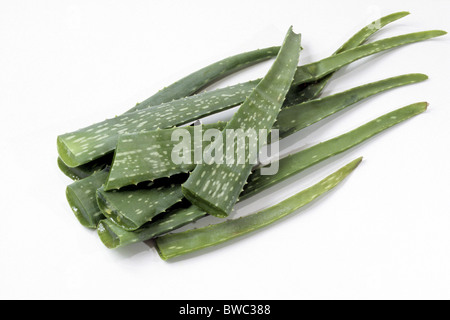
left=433, top=30, right=447, bottom=36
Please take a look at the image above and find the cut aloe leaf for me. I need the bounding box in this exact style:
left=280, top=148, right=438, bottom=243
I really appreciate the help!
left=105, top=122, right=226, bottom=190
left=105, top=73, right=426, bottom=190
left=57, top=81, right=258, bottom=168
left=58, top=154, right=112, bottom=181
left=97, top=182, right=185, bottom=231
left=98, top=205, right=206, bottom=249
left=66, top=169, right=110, bottom=228
left=182, top=27, right=302, bottom=218
left=97, top=101, right=427, bottom=248
left=57, top=47, right=279, bottom=176
left=58, top=46, right=284, bottom=168
left=155, top=157, right=362, bottom=260
left=126, top=47, right=280, bottom=113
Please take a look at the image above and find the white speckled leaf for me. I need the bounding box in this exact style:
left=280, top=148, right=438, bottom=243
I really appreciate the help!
left=155, top=157, right=362, bottom=260
left=182, top=27, right=302, bottom=218
left=105, top=122, right=227, bottom=190
left=57, top=81, right=258, bottom=168
left=66, top=169, right=110, bottom=229
left=97, top=183, right=185, bottom=231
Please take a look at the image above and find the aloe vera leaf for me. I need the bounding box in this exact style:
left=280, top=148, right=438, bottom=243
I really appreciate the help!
left=275, top=73, right=428, bottom=137
left=98, top=205, right=206, bottom=249
left=66, top=169, right=110, bottom=228
left=182, top=28, right=302, bottom=218
left=97, top=101, right=427, bottom=248
left=244, top=102, right=428, bottom=197
left=126, top=47, right=280, bottom=113
left=57, top=81, right=259, bottom=168
left=58, top=154, right=112, bottom=181
left=106, top=73, right=425, bottom=189
left=338, top=12, right=410, bottom=52
left=284, top=11, right=410, bottom=106
left=291, top=30, right=445, bottom=87
left=155, top=157, right=362, bottom=260
left=105, top=122, right=227, bottom=190
left=58, top=47, right=279, bottom=177
left=58, top=47, right=281, bottom=169
left=96, top=183, right=185, bottom=231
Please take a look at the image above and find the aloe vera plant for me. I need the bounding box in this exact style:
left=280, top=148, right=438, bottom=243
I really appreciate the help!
left=105, top=73, right=426, bottom=189
left=155, top=157, right=362, bottom=260
left=182, top=27, right=302, bottom=218
left=60, top=11, right=443, bottom=263
left=97, top=102, right=427, bottom=248
left=58, top=28, right=444, bottom=168
left=65, top=14, right=415, bottom=226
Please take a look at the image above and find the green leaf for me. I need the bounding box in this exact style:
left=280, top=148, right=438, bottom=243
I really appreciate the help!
left=182, top=27, right=302, bottom=218
left=57, top=81, right=257, bottom=168
left=66, top=169, right=110, bottom=228
left=57, top=154, right=112, bottom=181
left=275, top=73, right=428, bottom=137
left=97, top=182, right=185, bottom=231
left=105, top=122, right=226, bottom=190
left=58, top=47, right=280, bottom=177
left=126, top=47, right=280, bottom=113
left=155, top=157, right=362, bottom=260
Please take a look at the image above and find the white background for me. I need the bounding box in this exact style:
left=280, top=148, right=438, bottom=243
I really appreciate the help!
left=0, top=0, right=449, bottom=300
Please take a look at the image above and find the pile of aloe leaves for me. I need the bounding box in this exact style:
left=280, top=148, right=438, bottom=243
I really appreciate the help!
left=57, top=12, right=445, bottom=260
